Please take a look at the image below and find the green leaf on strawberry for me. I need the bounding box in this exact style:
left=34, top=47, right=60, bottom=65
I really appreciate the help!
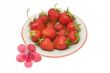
left=74, top=22, right=81, bottom=32
left=73, top=32, right=80, bottom=44
left=39, top=10, right=47, bottom=16
left=35, top=42, right=40, bottom=46
left=65, top=38, right=71, bottom=47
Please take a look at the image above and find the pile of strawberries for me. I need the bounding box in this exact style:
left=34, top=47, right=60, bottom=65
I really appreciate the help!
left=29, top=6, right=81, bottom=51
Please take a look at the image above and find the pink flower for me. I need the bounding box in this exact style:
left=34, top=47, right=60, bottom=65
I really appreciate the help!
left=16, top=44, right=41, bottom=68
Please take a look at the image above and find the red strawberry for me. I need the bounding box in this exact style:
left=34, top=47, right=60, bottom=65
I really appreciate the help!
left=38, top=15, right=48, bottom=23
left=59, top=8, right=75, bottom=25
left=54, top=36, right=71, bottom=50
left=42, top=28, right=56, bottom=40
left=48, top=8, right=60, bottom=22
left=67, top=22, right=76, bottom=31
left=50, top=20, right=57, bottom=25
left=55, top=23, right=64, bottom=31
left=57, top=30, right=69, bottom=36
left=35, top=23, right=45, bottom=32
left=30, top=19, right=40, bottom=30
left=38, top=12, right=48, bottom=24
left=40, top=38, right=54, bottom=51
left=30, top=19, right=45, bottom=32
left=68, top=31, right=80, bottom=44
left=46, top=22, right=54, bottom=28
left=30, top=30, right=42, bottom=42
left=59, top=12, right=73, bottom=25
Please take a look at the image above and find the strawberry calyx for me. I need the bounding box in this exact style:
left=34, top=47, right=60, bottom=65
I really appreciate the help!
left=54, top=3, right=58, bottom=9
left=39, top=36, right=45, bottom=43
left=30, top=30, right=36, bottom=37
left=73, top=32, right=80, bottom=44
left=74, top=22, right=81, bottom=32
left=65, top=38, right=71, bottom=47
left=39, top=10, right=47, bottom=17
left=52, top=3, right=61, bottom=13
left=35, top=36, right=46, bottom=45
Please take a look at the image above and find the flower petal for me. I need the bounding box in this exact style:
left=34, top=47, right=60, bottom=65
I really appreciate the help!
left=17, top=44, right=26, bottom=53
left=16, top=54, right=25, bottom=62
left=32, top=52, right=41, bottom=62
left=24, top=60, right=33, bottom=68
left=27, top=44, right=36, bottom=52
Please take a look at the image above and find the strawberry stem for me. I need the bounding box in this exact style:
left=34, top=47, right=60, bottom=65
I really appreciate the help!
left=39, top=10, right=47, bottom=16
left=66, top=7, right=69, bottom=13
left=54, top=3, right=58, bottom=9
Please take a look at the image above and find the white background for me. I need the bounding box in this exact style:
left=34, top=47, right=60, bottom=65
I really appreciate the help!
left=0, top=0, right=110, bottom=73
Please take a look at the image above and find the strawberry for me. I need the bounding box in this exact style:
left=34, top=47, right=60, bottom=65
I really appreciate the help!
left=38, top=15, right=48, bottom=24
left=48, top=9, right=60, bottom=22
left=68, top=31, right=80, bottom=44
left=55, top=23, right=64, bottom=31
left=27, top=9, right=45, bottom=31
left=54, top=36, right=71, bottom=50
left=30, top=30, right=42, bottom=42
left=38, top=12, right=48, bottom=24
left=59, top=8, right=75, bottom=25
left=40, top=38, right=54, bottom=51
left=50, top=20, right=57, bottom=25
left=48, top=4, right=60, bottom=22
left=29, top=19, right=40, bottom=30
left=57, top=30, right=69, bottom=37
left=30, top=19, right=45, bottom=32
left=42, top=28, right=56, bottom=40
left=67, top=22, right=76, bottom=31
left=46, top=22, right=54, bottom=28
left=67, top=22, right=81, bottom=32
left=59, top=12, right=72, bottom=25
